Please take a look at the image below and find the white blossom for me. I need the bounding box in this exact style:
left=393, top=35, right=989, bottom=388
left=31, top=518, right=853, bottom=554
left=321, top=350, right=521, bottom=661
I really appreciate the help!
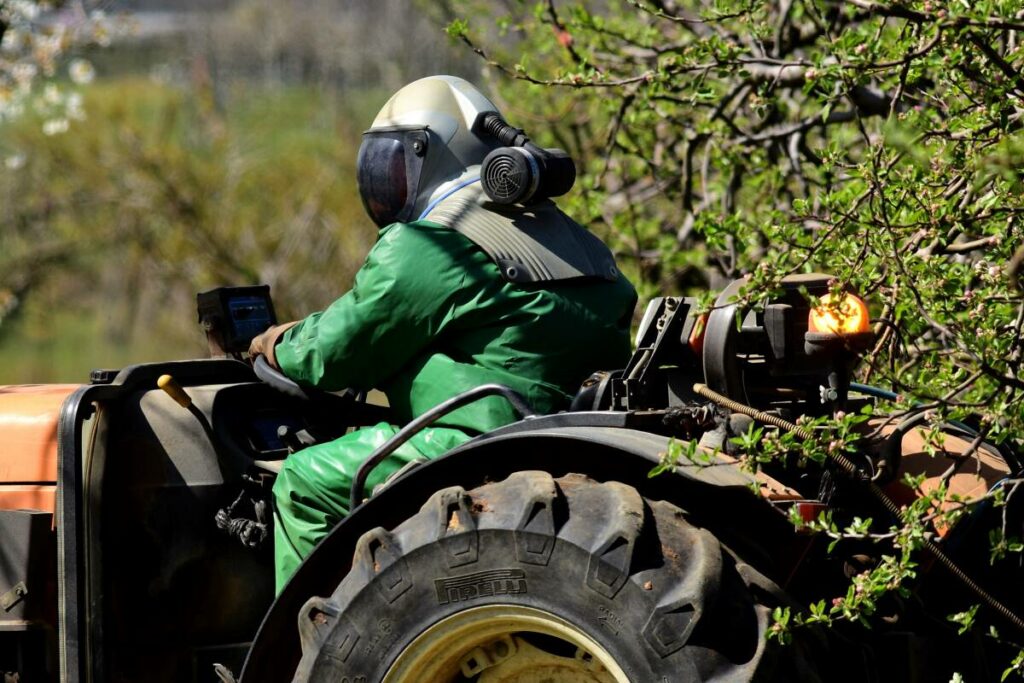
left=42, top=83, right=61, bottom=105
left=4, top=154, right=27, bottom=171
left=2, top=28, right=25, bottom=53
left=11, top=62, right=38, bottom=87
left=0, top=2, right=102, bottom=125
left=42, top=118, right=69, bottom=136
left=69, top=59, right=95, bottom=85
left=66, top=92, right=85, bottom=120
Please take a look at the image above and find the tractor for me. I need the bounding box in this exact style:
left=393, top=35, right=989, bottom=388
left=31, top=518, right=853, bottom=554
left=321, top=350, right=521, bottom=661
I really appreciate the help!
left=1, top=274, right=1021, bottom=682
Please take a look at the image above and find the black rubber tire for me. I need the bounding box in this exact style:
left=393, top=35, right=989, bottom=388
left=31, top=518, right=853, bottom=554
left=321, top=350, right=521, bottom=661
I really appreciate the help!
left=290, top=472, right=827, bottom=682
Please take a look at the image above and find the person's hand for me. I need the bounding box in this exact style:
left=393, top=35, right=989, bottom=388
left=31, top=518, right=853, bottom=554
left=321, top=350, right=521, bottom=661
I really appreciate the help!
left=248, top=322, right=298, bottom=368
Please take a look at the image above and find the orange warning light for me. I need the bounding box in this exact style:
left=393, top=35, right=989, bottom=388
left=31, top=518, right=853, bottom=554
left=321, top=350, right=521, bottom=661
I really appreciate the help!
left=808, top=292, right=870, bottom=336
left=688, top=313, right=708, bottom=355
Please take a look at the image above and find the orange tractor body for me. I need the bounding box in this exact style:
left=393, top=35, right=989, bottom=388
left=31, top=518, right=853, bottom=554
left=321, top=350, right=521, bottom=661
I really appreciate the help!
left=0, top=385, right=78, bottom=514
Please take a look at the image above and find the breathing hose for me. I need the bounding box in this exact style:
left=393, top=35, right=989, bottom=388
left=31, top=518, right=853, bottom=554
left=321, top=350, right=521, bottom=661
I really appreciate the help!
left=692, top=382, right=1024, bottom=637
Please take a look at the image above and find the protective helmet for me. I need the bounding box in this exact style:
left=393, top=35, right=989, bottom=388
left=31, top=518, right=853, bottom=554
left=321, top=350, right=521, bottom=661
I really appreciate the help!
left=356, top=75, right=500, bottom=227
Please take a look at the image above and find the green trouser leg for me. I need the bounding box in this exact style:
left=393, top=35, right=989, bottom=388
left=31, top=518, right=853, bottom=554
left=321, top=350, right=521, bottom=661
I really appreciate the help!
left=272, top=422, right=471, bottom=593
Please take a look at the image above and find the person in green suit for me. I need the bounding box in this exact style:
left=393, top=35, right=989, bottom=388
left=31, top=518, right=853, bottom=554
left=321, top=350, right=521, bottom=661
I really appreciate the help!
left=250, top=75, right=637, bottom=592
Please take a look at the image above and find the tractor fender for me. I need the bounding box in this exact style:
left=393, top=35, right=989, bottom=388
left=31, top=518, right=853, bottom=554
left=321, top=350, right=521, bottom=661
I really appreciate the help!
left=241, top=422, right=797, bottom=682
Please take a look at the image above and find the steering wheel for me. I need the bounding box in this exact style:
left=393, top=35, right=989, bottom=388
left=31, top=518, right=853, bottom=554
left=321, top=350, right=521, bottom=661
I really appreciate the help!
left=252, top=355, right=310, bottom=400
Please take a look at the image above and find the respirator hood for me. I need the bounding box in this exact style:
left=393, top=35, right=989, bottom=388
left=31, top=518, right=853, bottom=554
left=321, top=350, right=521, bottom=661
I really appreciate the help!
left=357, top=76, right=500, bottom=226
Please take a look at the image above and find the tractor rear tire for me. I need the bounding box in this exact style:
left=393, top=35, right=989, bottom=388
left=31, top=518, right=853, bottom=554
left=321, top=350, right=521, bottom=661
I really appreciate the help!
left=290, top=471, right=830, bottom=682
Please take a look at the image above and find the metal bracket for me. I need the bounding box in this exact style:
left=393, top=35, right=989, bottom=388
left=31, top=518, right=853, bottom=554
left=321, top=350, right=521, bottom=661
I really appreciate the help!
left=213, top=664, right=238, bottom=683
left=1, top=581, right=27, bottom=612
left=613, top=296, right=702, bottom=410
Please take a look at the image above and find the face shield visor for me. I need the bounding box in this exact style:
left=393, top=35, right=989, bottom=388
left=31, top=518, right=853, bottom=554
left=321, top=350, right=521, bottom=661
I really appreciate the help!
left=356, top=126, right=429, bottom=227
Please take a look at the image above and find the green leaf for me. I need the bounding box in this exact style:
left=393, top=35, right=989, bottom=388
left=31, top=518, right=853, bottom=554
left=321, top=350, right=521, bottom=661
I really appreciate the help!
left=445, top=18, right=469, bottom=39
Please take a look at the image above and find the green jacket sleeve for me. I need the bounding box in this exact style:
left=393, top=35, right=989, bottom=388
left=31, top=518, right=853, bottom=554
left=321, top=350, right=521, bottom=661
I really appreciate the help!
left=274, top=223, right=462, bottom=391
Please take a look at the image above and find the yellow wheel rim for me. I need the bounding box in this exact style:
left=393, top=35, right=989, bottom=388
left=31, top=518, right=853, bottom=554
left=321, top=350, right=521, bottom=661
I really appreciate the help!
left=383, top=604, right=631, bottom=682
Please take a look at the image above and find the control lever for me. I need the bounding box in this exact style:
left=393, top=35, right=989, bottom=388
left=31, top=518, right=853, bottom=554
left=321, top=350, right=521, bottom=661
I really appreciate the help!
left=157, top=374, right=278, bottom=551
left=158, top=374, right=215, bottom=437
left=277, top=425, right=318, bottom=454
left=157, top=372, right=235, bottom=475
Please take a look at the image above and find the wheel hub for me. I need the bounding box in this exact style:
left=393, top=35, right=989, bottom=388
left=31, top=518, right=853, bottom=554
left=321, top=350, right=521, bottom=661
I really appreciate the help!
left=464, top=635, right=615, bottom=682
left=382, top=605, right=628, bottom=683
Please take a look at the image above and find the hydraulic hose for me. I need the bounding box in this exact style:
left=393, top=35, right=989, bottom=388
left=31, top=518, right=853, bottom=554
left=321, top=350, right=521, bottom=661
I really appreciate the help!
left=477, top=112, right=530, bottom=147
left=692, top=382, right=1024, bottom=638
left=849, top=381, right=899, bottom=402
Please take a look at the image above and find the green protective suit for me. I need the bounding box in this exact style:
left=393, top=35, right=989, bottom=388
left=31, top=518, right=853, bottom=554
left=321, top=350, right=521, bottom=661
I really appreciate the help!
left=272, top=219, right=637, bottom=590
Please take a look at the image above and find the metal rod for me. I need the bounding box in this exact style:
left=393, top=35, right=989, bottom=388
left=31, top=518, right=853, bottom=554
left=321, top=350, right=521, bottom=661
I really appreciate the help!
left=350, top=384, right=535, bottom=508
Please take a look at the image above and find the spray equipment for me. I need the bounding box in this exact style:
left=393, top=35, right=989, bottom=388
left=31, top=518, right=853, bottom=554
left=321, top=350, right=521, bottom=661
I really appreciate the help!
left=474, top=112, right=576, bottom=205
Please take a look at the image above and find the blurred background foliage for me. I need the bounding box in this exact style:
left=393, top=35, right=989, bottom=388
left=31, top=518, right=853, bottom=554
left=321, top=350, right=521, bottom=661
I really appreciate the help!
left=0, top=0, right=477, bottom=382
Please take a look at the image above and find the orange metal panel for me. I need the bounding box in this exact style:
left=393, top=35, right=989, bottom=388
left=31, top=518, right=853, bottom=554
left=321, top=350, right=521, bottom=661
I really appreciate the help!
left=0, top=484, right=57, bottom=513
left=712, top=450, right=804, bottom=500
left=878, top=420, right=1011, bottom=537
left=0, top=384, right=79, bottom=484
